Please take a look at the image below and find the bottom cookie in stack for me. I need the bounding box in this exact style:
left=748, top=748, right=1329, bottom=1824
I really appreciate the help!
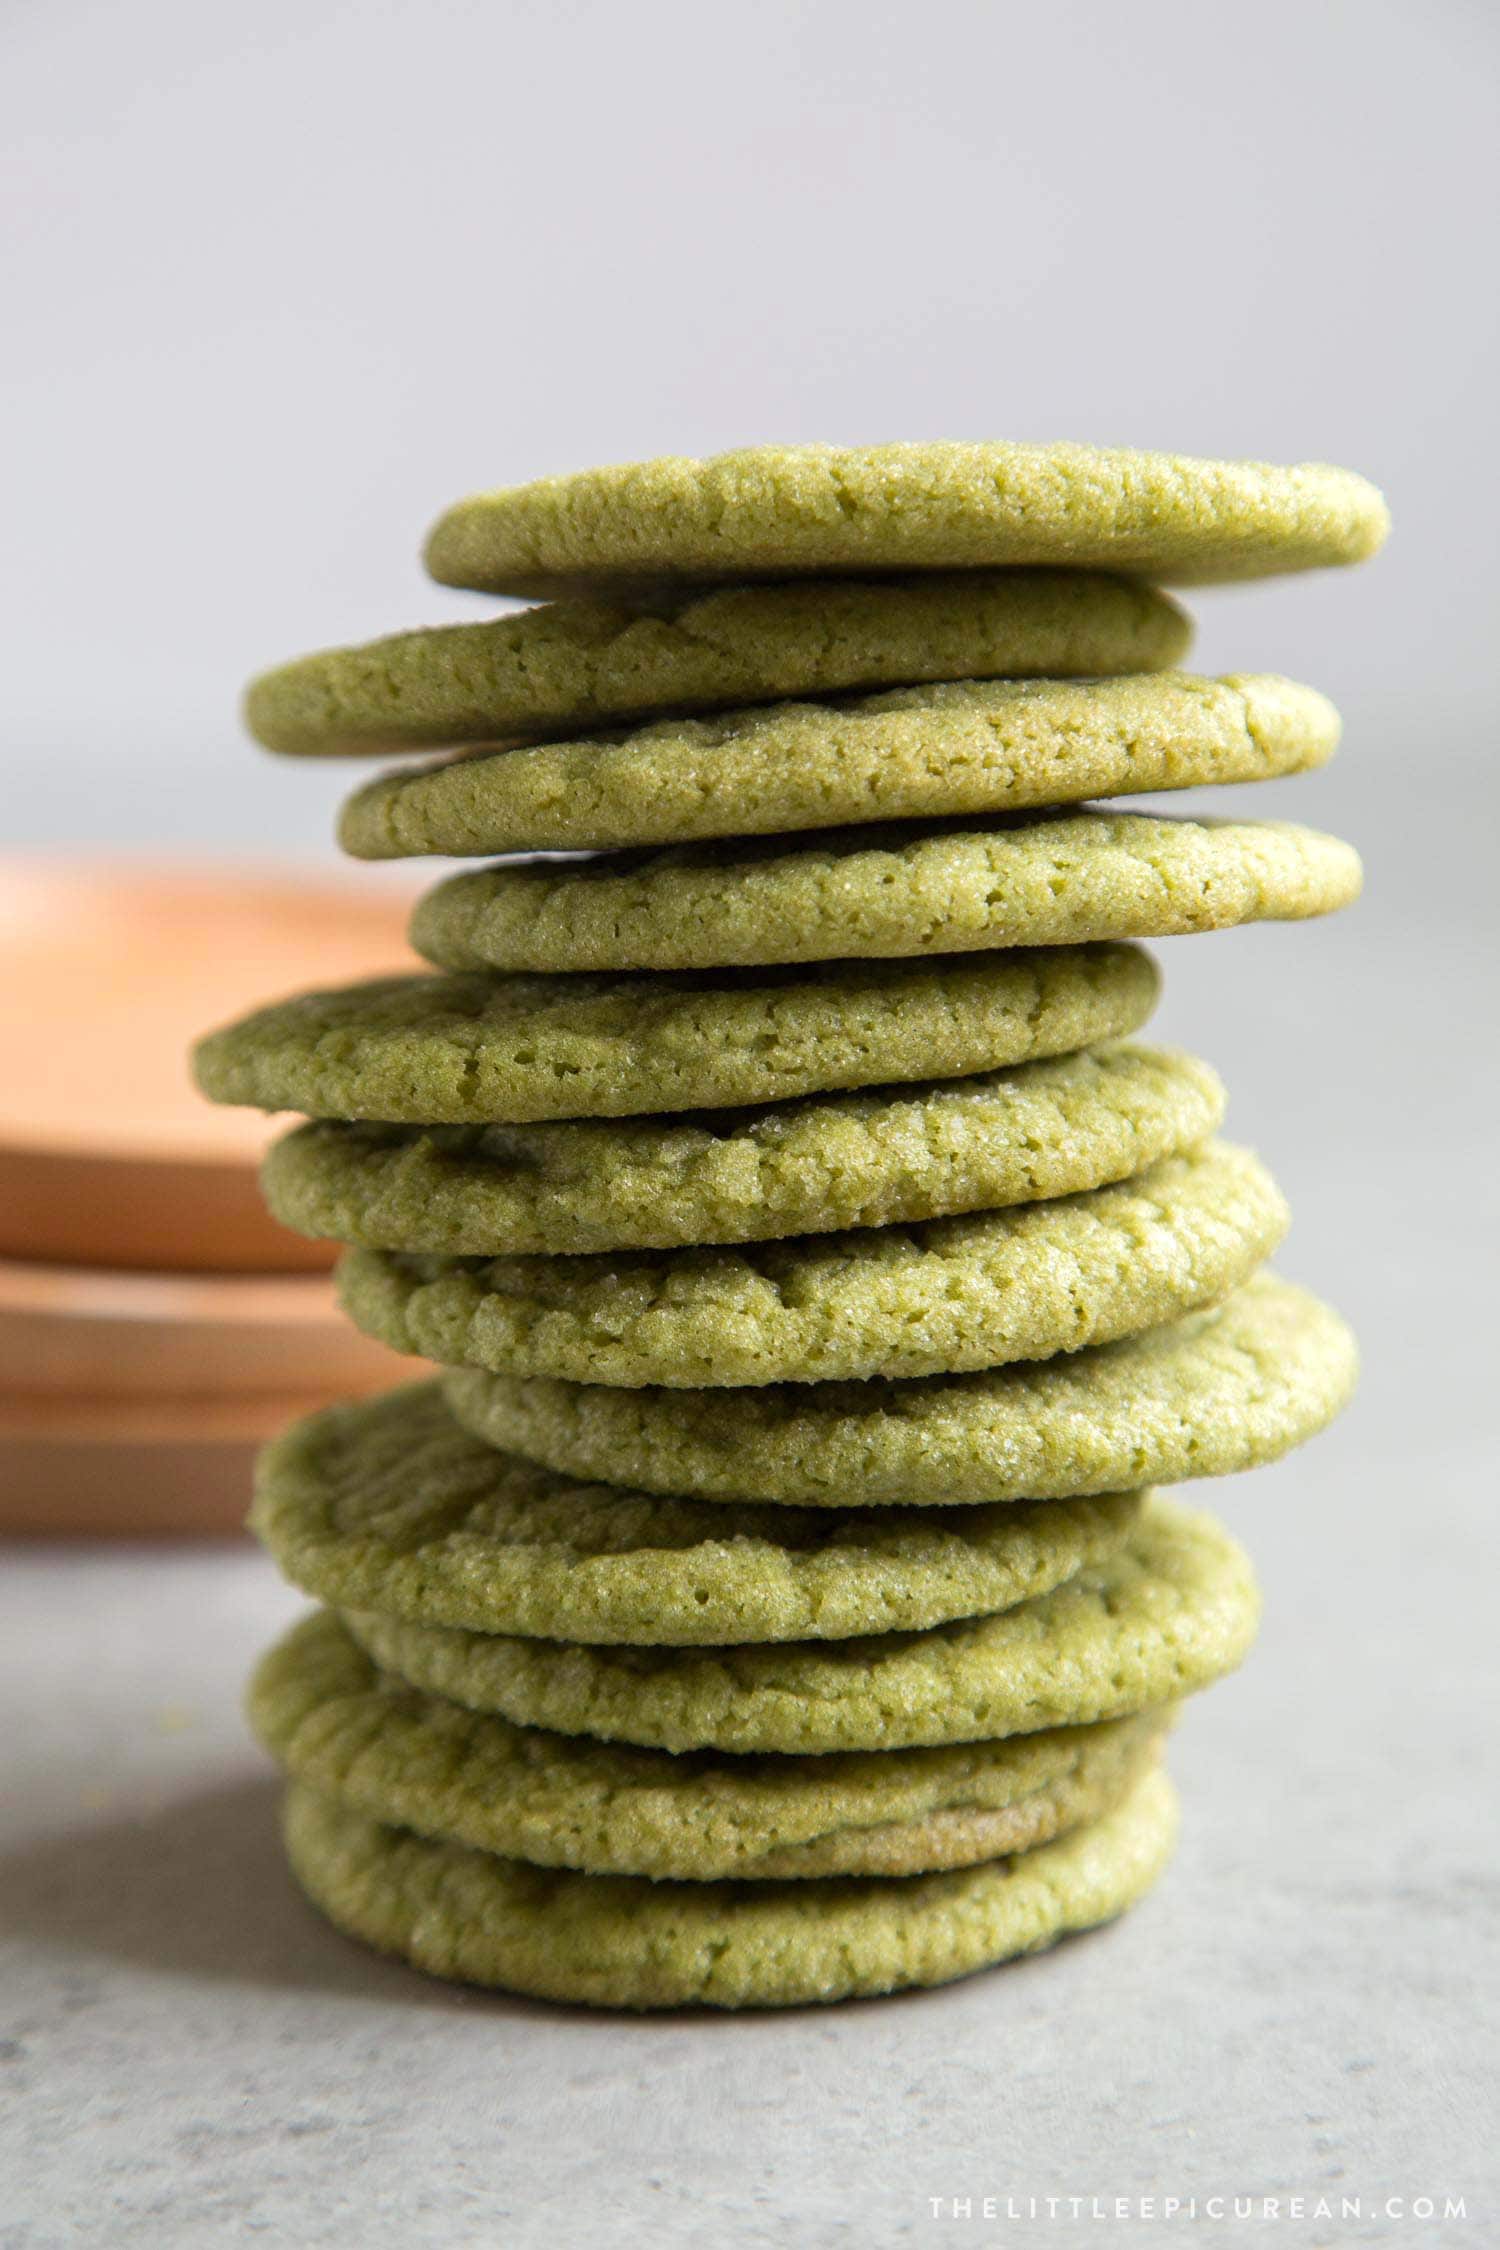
left=245, top=1373, right=1294, bottom=2007
left=279, top=1767, right=1180, bottom=2011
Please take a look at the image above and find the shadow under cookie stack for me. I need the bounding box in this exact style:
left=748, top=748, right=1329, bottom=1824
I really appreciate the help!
left=196, top=441, right=1386, bottom=2010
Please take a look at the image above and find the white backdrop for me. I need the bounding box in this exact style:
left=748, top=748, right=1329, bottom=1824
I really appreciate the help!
left=2, top=0, right=1496, bottom=851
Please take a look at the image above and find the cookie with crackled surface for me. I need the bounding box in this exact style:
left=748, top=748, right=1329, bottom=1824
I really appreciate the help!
left=252, top=1612, right=1170, bottom=1880
left=444, top=1274, right=1356, bottom=1506
left=248, top=571, right=1190, bottom=755
left=194, top=944, right=1157, bottom=1126
left=282, top=1763, right=1180, bottom=2008
left=337, top=1142, right=1286, bottom=1388
left=424, top=440, right=1388, bottom=597
left=339, top=672, right=1339, bottom=860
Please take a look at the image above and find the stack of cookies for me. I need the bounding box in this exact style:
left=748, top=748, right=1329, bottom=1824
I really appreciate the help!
left=195, top=442, right=1385, bottom=2009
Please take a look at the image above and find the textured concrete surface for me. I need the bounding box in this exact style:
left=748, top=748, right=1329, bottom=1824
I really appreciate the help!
left=2, top=763, right=1497, bottom=2245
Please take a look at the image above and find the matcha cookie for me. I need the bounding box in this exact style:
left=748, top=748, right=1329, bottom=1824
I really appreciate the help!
left=338, top=1143, right=1285, bottom=1389
left=252, top=1384, right=1143, bottom=1644
left=261, top=1043, right=1227, bottom=1258
left=340, top=672, right=1340, bottom=861
left=193, top=944, right=1157, bottom=1126
left=246, top=571, right=1190, bottom=756
left=252, top=1612, right=1168, bottom=1880
left=283, top=1763, right=1180, bottom=2008
left=344, top=1497, right=1255, bottom=1755
left=410, top=813, right=1361, bottom=976
left=446, top=1273, right=1355, bottom=1506
left=424, top=441, right=1388, bottom=597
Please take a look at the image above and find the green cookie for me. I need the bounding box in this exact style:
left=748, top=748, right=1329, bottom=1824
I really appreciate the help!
left=251, top=1611, right=1168, bottom=1880
left=445, top=1273, right=1355, bottom=1507
left=340, top=672, right=1339, bottom=861
left=252, top=1383, right=1142, bottom=1646
left=410, top=813, right=1361, bottom=976
left=246, top=571, right=1190, bottom=756
left=193, top=944, right=1157, bottom=1126
left=282, top=1763, right=1180, bottom=2008
left=345, top=1497, right=1254, bottom=1755
left=424, top=441, right=1388, bottom=597
left=261, top=1043, right=1226, bottom=1258
left=338, top=1143, right=1285, bottom=1389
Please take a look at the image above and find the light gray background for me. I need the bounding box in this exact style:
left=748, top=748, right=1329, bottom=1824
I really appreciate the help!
left=2, top=1, right=1497, bottom=2244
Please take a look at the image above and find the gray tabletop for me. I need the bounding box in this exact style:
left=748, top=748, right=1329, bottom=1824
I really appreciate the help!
left=3, top=761, right=1496, bottom=2247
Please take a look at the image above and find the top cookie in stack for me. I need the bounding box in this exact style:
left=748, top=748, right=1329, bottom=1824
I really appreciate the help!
left=198, top=441, right=1383, bottom=2011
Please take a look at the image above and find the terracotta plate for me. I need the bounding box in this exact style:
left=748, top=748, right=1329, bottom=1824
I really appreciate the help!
left=0, top=1390, right=327, bottom=1537
left=0, top=1256, right=415, bottom=1397
left=0, top=859, right=419, bottom=1270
